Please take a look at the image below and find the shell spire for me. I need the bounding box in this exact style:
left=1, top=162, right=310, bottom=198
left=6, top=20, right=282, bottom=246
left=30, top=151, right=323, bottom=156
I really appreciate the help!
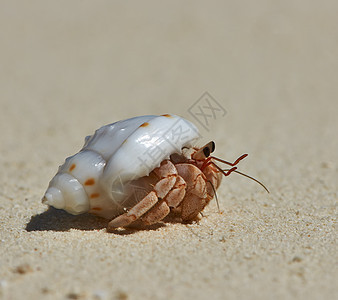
left=42, top=173, right=89, bottom=214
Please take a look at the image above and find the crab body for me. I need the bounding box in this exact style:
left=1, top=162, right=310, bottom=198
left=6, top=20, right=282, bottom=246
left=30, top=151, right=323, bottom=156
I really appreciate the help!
left=42, top=114, right=226, bottom=230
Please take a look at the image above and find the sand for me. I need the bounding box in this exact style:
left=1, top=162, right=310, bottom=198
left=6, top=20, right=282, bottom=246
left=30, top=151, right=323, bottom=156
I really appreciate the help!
left=0, top=1, right=337, bottom=299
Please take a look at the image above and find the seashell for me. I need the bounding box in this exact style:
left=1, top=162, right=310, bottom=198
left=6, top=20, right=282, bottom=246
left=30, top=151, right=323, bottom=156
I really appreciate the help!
left=42, top=114, right=200, bottom=219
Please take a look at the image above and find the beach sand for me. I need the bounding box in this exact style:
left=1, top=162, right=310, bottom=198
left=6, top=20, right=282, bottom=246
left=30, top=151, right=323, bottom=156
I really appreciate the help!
left=0, top=1, right=337, bottom=299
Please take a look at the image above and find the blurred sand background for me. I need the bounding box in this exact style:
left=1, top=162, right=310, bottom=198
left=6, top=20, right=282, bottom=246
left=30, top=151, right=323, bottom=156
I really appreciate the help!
left=0, top=1, right=337, bottom=299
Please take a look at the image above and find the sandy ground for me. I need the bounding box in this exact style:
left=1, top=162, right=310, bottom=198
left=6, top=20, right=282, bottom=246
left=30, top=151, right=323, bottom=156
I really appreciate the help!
left=0, top=1, right=337, bottom=299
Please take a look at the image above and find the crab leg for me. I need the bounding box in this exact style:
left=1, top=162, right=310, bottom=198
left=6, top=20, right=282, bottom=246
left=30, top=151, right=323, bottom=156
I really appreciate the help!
left=163, top=175, right=186, bottom=208
left=203, top=163, right=223, bottom=197
left=107, top=191, right=158, bottom=230
left=141, top=199, right=170, bottom=225
left=175, top=164, right=209, bottom=220
left=181, top=193, right=210, bottom=221
left=107, top=160, right=177, bottom=230
left=141, top=175, right=186, bottom=225
left=175, top=164, right=207, bottom=197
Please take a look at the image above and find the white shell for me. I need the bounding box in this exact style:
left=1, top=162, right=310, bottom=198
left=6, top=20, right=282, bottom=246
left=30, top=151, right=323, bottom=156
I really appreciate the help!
left=42, top=114, right=200, bottom=219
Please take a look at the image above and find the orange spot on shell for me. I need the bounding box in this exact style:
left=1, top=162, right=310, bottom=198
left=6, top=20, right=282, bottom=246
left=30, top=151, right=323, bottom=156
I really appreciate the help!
left=69, top=164, right=76, bottom=171
left=84, top=178, right=95, bottom=185
left=161, top=114, right=172, bottom=118
left=140, top=122, right=149, bottom=127
left=91, top=207, right=102, bottom=211
left=90, top=193, right=100, bottom=198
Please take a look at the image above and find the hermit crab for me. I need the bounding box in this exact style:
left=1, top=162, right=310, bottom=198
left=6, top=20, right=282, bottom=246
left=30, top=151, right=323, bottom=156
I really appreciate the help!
left=42, top=114, right=268, bottom=231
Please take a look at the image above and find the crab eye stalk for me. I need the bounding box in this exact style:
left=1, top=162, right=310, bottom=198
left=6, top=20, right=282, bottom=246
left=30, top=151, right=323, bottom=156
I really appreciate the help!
left=192, top=141, right=215, bottom=160
left=210, top=141, right=215, bottom=153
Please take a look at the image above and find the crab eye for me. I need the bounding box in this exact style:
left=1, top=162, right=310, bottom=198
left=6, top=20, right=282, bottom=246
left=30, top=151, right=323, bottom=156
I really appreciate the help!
left=203, top=147, right=211, bottom=157
left=192, top=141, right=215, bottom=160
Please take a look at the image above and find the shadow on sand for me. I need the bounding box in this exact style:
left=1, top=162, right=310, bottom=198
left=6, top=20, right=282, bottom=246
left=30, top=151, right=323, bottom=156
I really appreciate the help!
left=26, top=207, right=167, bottom=234
left=26, top=207, right=108, bottom=232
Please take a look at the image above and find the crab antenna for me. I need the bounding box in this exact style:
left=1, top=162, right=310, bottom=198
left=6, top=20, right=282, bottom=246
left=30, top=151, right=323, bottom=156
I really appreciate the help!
left=211, top=162, right=238, bottom=177
left=211, top=153, right=248, bottom=166
left=222, top=169, right=270, bottom=193
left=207, top=180, right=220, bottom=212
left=201, top=153, right=248, bottom=171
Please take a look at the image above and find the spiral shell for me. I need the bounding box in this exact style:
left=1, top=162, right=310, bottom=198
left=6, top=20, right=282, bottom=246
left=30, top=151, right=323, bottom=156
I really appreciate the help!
left=42, top=114, right=200, bottom=219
